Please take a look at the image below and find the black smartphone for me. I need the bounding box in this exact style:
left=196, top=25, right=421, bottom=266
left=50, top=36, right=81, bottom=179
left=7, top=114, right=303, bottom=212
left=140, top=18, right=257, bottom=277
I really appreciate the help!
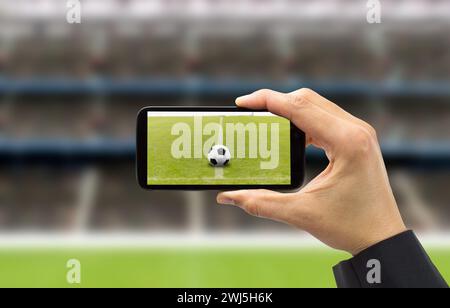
left=136, top=106, right=305, bottom=190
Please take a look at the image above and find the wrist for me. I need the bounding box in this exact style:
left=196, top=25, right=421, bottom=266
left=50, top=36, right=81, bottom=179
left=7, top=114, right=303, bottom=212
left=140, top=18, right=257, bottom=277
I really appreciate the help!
left=351, top=223, right=407, bottom=256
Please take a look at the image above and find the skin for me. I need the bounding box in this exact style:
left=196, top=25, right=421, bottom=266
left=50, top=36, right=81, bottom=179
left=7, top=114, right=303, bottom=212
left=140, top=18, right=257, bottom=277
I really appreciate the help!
left=217, top=89, right=407, bottom=256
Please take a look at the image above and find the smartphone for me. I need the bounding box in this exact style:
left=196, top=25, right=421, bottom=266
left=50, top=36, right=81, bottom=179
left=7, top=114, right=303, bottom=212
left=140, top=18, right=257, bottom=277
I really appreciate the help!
left=136, top=106, right=305, bottom=190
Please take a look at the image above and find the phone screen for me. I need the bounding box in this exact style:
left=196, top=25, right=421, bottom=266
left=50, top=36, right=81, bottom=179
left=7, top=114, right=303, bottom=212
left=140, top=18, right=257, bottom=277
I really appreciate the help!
left=146, top=111, right=292, bottom=185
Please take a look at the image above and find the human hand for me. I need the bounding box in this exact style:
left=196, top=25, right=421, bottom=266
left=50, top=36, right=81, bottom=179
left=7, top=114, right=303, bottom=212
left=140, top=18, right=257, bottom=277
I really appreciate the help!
left=217, top=89, right=406, bottom=255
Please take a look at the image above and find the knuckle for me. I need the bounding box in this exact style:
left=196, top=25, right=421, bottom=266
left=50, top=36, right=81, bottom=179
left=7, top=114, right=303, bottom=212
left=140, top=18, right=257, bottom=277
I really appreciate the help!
left=289, top=88, right=318, bottom=108
left=254, top=89, right=273, bottom=97
left=289, top=91, right=311, bottom=108
left=242, top=191, right=273, bottom=218
left=344, top=126, right=377, bottom=157
left=295, top=88, right=316, bottom=100
left=364, top=123, right=378, bottom=140
left=242, top=199, right=260, bottom=217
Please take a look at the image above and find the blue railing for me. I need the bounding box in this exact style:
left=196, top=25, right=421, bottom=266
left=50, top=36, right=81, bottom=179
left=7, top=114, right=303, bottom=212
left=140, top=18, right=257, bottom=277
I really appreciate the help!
left=1, top=139, right=449, bottom=167
left=1, top=77, right=449, bottom=167
left=0, top=77, right=450, bottom=97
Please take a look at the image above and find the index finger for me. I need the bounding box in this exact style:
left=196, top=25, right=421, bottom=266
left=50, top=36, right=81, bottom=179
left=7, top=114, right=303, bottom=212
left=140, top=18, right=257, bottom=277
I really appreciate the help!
left=236, top=89, right=346, bottom=146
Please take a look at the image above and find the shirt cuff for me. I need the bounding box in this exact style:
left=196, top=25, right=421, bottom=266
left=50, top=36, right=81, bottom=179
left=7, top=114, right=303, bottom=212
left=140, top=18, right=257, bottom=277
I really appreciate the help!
left=333, top=230, right=448, bottom=288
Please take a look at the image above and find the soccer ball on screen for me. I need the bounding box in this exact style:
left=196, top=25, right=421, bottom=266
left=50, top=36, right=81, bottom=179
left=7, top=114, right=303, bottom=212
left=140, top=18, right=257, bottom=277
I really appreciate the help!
left=208, top=145, right=231, bottom=167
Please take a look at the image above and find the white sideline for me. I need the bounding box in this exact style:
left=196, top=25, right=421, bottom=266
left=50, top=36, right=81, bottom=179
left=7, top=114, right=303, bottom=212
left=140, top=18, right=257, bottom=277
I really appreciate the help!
left=0, top=233, right=449, bottom=249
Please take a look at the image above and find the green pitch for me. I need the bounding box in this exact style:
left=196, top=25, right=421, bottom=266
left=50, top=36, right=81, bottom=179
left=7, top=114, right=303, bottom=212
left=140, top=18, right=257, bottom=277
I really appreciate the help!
left=148, top=116, right=291, bottom=185
left=0, top=248, right=448, bottom=288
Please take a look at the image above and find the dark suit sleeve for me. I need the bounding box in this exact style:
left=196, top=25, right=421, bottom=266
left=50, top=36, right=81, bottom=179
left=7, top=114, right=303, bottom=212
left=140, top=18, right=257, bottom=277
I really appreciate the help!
left=333, top=230, right=448, bottom=288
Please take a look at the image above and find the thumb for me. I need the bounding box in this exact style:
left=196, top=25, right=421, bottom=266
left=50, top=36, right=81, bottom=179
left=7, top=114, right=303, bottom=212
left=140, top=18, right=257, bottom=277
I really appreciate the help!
left=217, top=189, right=295, bottom=223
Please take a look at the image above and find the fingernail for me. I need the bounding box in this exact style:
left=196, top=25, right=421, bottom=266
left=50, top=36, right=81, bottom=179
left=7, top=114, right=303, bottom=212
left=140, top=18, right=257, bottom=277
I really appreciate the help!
left=217, top=196, right=235, bottom=206
left=235, top=95, right=250, bottom=106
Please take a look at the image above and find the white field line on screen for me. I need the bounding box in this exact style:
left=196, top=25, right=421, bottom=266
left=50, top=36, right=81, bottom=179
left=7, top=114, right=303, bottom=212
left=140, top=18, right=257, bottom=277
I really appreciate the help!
left=148, top=112, right=276, bottom=117
left=214, top=117, right=225, bottom=179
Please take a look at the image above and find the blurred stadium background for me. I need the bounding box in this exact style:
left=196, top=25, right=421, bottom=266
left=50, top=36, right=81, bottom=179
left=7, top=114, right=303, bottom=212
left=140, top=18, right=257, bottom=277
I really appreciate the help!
left=0, top=0, right=449, bottom=287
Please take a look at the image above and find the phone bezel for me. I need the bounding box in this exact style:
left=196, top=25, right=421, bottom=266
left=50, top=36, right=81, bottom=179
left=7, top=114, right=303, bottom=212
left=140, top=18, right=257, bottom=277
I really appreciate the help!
left=136, top=106, right=305, bottom=190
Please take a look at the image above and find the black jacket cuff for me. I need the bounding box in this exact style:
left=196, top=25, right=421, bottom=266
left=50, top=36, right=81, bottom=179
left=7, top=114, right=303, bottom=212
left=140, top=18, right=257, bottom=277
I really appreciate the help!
left=333, top=230, right=448, bottom=288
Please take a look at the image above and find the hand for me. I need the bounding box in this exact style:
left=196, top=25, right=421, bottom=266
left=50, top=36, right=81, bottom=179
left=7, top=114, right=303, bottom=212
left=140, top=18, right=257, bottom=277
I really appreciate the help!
left=217, top=89, right=406, bottom=255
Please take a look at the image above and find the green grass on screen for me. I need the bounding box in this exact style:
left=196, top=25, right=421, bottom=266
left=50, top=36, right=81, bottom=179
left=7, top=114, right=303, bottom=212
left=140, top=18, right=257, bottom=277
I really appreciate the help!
left=147, top=116, right=291, bottom=185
